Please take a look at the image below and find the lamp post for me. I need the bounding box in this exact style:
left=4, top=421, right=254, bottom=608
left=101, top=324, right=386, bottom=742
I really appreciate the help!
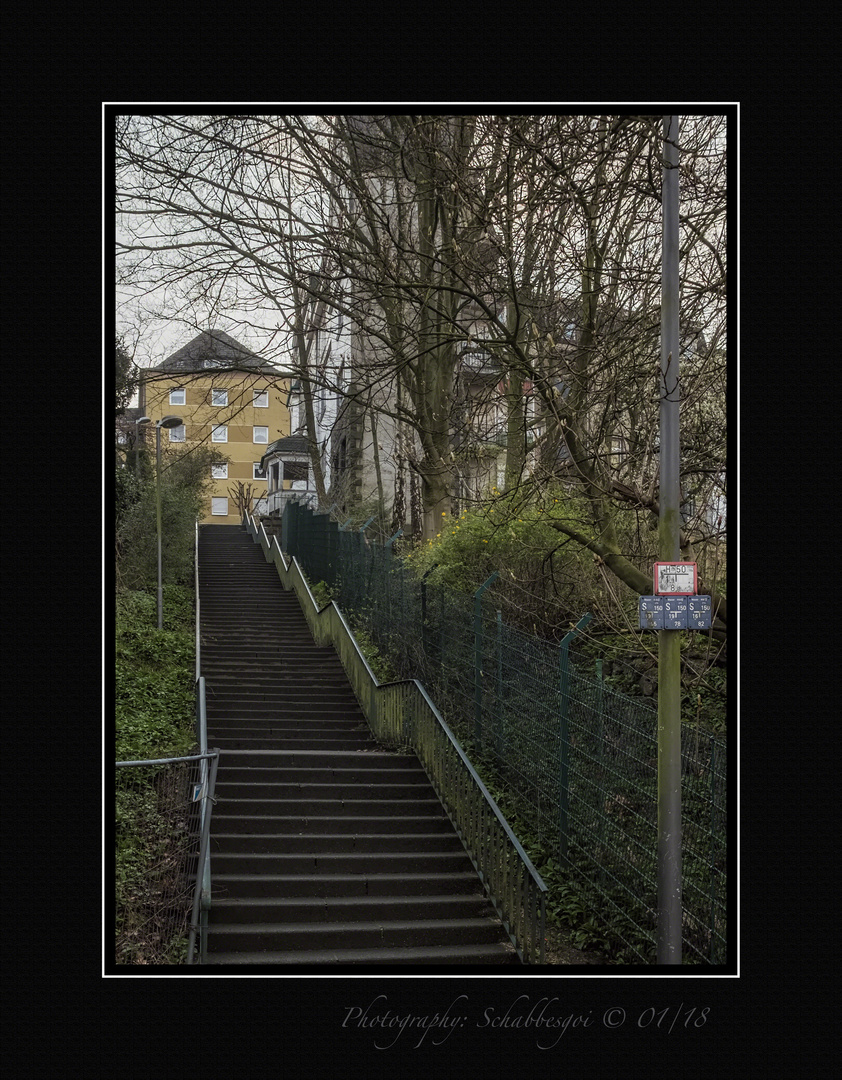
left=156, top=415, right=183, bottom=630
left=135, top=416, right=150, bottom=480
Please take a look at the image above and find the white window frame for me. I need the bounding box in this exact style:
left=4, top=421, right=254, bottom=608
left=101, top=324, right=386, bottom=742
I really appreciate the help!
left=253, top=426, right=268, bottom=444
left=169, top=425, right=186, bottom=442
left=211, top=497, right=228, bottom=516
left=211, top=463, right=228, bottom=479
left=170, top=387, right=186, bottom=405
left=253, top=462, right=267, bottom=480
left=253, top=390, right=269, bottom=408
left=211, top=388, right=228, bottom=407
left=212, top=424, right=228, bottom=443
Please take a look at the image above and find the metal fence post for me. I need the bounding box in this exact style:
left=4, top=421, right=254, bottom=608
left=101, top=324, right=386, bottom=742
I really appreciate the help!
left=558, top=612, right=591, bottom=859
left=495, top=610, right=503, bottom=756
left=421, top=570, right=431, bottom=660
left=595, top=659, right=606, bottom=886
left=474, top=572, right=499, bottom=745
left=709, top=736, right=718, bottom=963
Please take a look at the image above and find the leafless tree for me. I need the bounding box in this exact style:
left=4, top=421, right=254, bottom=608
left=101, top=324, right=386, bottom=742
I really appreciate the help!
left=116, top=113, right=727, bottom=627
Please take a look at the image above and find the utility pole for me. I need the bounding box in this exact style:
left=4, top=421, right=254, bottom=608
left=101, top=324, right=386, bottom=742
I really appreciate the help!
left=657, top=115, right=682, bottom=964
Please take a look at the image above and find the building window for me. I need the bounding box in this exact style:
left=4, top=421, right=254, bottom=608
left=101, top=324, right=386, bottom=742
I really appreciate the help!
left=211, top=389, right=228, bottom=407
left=212, top=425, right=228, bottom=442
left=211, top=497, right=228, bottom=516
left=253, top=426, right=268, bottom=443
left=284, top=461, right=308, bottom=485
left=212, top=463, right=228, bottom=479
left=253, top=462, right=267, bottom=480
left=170, top=388, right=186, bottom=405
left=169, top=425, right=186, bottom=442
left=253, top=390, right=268, bottom=408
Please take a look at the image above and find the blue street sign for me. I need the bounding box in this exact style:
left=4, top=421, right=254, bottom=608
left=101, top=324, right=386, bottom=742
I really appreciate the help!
left=664, top=597, right=688, bottom=629
left=639, top=596, right=665, bottom=629
left=640, top=595, right=713, bottom=630
left=688, top=595, right=712, bottom=629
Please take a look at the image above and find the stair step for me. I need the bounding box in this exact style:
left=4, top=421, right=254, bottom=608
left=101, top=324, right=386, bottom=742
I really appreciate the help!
left=212, top=851, right=472, bottom=874
left=205, top=942, right=519, bottom=965
left=208, top=724, right=369, bottom=735
left=211, top=812, right=449, bottom=831
left=214, top=749, right=421, bottom=767
left=206, top=716, right=369, bottom=727
left=206, top=703, right=362, bottom=712
left=212, top=871, right=484, bottom=898
left=206, top=917, right=506, bottom=951
left=211, top=832, right=464, bottom=852
left=210, top=894, right=495, bottom=922
left=211, top=737, right=377, bottom=751
left=211, top=792, right=442, bottom=808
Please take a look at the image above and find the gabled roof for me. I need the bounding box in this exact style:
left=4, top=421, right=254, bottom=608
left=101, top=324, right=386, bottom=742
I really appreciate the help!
left=151, top=330, right=287, bottom=374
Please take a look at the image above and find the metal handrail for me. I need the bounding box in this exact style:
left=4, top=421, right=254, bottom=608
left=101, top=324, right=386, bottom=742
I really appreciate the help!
left=195, top=519, right=201, bottom=681
left=244, top=511, right=547, bottom=963
left=116, top=751, right=218, bottom=768
left=192, top=519, right=214, bottom=963
left=116, top=748, right=220, bottom=965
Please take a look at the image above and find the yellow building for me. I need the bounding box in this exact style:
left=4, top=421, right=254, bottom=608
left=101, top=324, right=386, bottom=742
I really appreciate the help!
left=138, top=330, right=292, bottom=524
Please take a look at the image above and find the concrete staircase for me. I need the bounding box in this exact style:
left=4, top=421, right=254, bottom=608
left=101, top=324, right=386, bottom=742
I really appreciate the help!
left=198, top=524, right=519, bottom=965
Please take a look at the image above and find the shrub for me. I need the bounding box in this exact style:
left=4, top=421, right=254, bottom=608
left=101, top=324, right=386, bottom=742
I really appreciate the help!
left=115, top=587, right=195, bottom=761
left=403, top=487, right=620, bottom=637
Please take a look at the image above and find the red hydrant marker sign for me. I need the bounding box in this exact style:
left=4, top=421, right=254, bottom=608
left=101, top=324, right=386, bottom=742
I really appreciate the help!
left=653, top=561, right=697, bottom=595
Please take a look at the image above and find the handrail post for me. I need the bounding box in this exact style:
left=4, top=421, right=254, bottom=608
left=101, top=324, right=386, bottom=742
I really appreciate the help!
left=195, top=519, right=201, bottom=681
left=474, top=572, right=499, bottom=746
left=187, top=750, right=219, bottom=964
left=558, top=613, right=591, bottom=859
left=196, top=677, right=208, bottom=824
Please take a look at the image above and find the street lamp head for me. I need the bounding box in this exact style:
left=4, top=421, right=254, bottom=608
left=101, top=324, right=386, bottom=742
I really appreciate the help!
left=158, top=415, right=183, bottom=428
left=136, top=416, right=151, bottom=425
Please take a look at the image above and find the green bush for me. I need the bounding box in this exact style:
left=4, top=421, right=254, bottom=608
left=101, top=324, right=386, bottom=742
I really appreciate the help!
left=400, top=486, right=654, bottom=642
left=116, top=487, right=200, bottom=590
left=115, top=587, right=195, bottom=761
left=407, top=488, right=596, bottom=600
left=115, top=586, right=197, bottom=963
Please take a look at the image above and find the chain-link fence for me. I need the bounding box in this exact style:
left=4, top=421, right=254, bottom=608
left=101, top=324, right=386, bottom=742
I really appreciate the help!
left=115, top=754, right=206, bottom=965
left=281, top=501, right=727, bottom=964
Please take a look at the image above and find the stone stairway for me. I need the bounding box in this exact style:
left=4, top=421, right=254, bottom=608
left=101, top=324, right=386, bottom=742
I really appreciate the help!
left=198, top=524, right=519, bottom=965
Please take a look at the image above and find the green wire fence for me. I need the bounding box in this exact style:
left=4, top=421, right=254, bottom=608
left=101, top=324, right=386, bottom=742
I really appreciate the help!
left=278, top=499, right=727, bottom=964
